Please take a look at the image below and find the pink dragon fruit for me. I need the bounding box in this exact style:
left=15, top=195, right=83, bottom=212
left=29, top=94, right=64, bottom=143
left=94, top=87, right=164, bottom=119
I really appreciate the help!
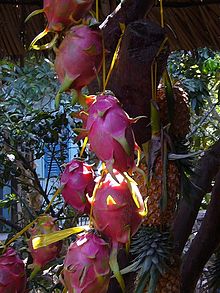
left=26, top=0, right=94, bottom=50
left=90, top=170, right=145, bottom=245
left=89, top=170, right=145, bottom=291
left=62, top=232, right=110, bottom=293
left=86, top=94, right=137, bottom=173
left=0, top=247, right=26, bottom=293
left=26, top=0, right=94, bottom=32
left=60, top=159, right=95, bottom=214
left=54, top=25, right=103, bottom=103
left=28, top=215, right=62, bottom=277
left=43, top=0, right=94, bottom=31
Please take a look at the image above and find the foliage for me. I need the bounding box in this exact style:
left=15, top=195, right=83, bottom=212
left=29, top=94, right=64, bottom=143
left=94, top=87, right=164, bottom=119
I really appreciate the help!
left=0, top=56, right=83, bottom=221
left=0, top=56, right=86, bottom=291
left=168, top=48, right=220, bottom=150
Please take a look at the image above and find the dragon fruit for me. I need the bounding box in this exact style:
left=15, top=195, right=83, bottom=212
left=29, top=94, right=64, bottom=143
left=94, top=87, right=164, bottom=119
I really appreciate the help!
left=89, top=170, right=145, bottom=291
left=27, top=0, right=94, bottom=31
left=43, top=0, right=94, bottom=31
left=62, top=232, right=110, bottom=293
left=26, top=0, right=94, bottom=50
left=0, top=247, right=26, bottom=293
left=28, top=215, right=62, bottom=277
left=90, top=170, right=145, bottom=245
left=54, top=25, right=103, bottom=104
left=60, top=159, right=95, bottom=214
left=86, top=94, right=137, bottom=173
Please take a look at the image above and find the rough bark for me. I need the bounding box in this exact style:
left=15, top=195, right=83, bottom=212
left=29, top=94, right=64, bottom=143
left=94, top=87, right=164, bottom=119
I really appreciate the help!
left=94, top=1, right=169, bottom=147
left=109, top=20, right=169, bottom=145
left=180, top=166, right=220, bottom=292
left=173, top=139, right=220, bottom=255
left=100, top=0, right=155, bottom=53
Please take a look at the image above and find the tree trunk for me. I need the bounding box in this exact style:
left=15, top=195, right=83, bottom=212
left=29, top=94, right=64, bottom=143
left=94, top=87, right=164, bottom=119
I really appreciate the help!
left=173, top=139, right=220, bottom=255
left=109, top=20, right=169, bottom=145
left=180, top=166, right=220, bottom=292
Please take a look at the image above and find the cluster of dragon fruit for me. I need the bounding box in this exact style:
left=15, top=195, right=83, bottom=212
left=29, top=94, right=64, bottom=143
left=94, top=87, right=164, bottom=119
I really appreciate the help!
left=0, top=1, right=147, bottom=292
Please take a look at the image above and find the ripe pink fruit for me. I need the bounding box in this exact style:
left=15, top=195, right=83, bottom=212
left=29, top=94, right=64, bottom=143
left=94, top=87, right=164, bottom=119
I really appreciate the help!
left=86, top=94, right=136, bottom=173
left=62, top=232, right=110, bottom=293
left=27, top=0, right=94, bottom=32
left=44, top=0, right=94, bottom=32
left=91, top=170, right=145, bottom=245
left=26, top=1, right=94, bottom=50
left=61, top=159, right=95, bottom=214
left=28, top=216, right=62, bottom=272
left=0, top=247, right=26, bottom=293
left=55, top=25, right=103, bottom=93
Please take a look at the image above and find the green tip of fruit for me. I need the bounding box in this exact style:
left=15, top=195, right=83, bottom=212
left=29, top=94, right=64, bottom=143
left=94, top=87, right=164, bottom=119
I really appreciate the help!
left=109, top=242, right=126, bottom=293
left=25, top=8, right=44, bottom=23
left=29, top=265, right=41, bottom=281
left=55, top=92, right=61, bottom=110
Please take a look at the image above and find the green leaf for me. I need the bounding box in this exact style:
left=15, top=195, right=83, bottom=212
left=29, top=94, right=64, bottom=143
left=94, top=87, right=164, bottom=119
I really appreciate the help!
left=135, top=272, right=149, bottom=293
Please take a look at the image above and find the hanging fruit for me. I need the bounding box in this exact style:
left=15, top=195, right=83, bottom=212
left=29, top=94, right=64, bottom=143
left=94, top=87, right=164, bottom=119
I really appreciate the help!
left=26, top=0, right=94, bottom=49
left=0, top=247, right=26, bottom=293
left=60, top=159, right=95, bottom=214
left=90, top=170, right=146, bottom=292
left=62, top=231, right=111, bottom=293
left=156, top=84, right=190, bottom=140
left=54, top=24, right=103, bottom=107
left=44, top=0, right=94, bottom=31
left=28, top=215, right=62, bottom=278
left=142, top=156, right=180, bottom=227
left=90, top=170, right=145, bottom=245
left=86, top=93, right=138, bottom=173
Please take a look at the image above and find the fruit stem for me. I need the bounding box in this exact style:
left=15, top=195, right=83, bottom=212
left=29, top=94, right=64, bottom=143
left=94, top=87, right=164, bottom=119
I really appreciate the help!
left=151, top=101, right=160, bottom=136
left=44, top=186, right=63, bottom=214
left=109, top=241, right=126, bottom=293
left=29, top=265, right=41, bottom=281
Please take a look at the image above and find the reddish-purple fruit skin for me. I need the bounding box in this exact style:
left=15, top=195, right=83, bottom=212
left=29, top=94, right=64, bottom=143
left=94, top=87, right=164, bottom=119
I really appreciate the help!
left=61, top=159, right=95, bottom=214
left=86, top=94, right=136, bottom=173
left=0, top=247, right=26, bottom=293
left=43, top=0, right=94, bottom=32
left=91, top=171, right=144, bottom=244
left=63, top=232, right=110, bottom=293
left=55, top=25, right=103, bottom=91
left=29, top=215, right=62, bottom=269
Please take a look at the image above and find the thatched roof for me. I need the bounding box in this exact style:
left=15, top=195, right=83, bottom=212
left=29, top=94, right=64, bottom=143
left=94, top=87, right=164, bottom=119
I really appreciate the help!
left=0, top=0, right=219, bottom=60
left=148, top=0, right=220, bottom=51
